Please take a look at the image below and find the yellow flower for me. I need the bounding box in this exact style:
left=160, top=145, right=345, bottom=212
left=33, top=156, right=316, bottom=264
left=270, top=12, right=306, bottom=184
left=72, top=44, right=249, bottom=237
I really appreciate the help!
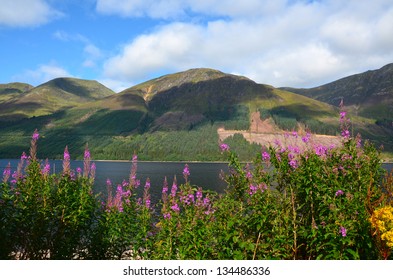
left=370, top=206, right=393, bottom=248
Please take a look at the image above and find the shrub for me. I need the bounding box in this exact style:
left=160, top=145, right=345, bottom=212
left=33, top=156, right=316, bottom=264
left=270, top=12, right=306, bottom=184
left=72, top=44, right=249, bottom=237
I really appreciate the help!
left=1, top=109, right=391, bottom=259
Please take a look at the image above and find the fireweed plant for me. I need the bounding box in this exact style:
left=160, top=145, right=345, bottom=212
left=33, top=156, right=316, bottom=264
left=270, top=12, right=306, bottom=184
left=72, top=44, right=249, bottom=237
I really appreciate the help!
left=0, top=110, right=392, bottom=259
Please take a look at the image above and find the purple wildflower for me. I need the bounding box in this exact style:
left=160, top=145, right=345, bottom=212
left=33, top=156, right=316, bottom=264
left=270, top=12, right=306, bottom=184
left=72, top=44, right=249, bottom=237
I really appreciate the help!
left=203, top=197, right=210, bottom=207
left=90, top=162, right=96, bottom=181
left=249, top=184, right=258, bottom=195
left=145, top=199, right=151, bottom=209
left=246, top=171, right=253, bottom=179
left=171, top=176, right=178, bottom=197
left=163, top=213, right=171, bottom=220
left=183, top=164, right=190, bottom=182
left=30, top=129, right=39, bottom=160
left=292, top=131, right=298, bottom=138
left=2, top=163, right=11, bottom=183
left=196, top=187, right=203, bottom=201
left=42, top=161, right=50, bottom=176
left=339, top=111, right=351, bottom=140
left=76, top=167, right=82, bottom=174
left=106, top=178, right=112, bottom=186
left=262, top=151, right=270, bottom=162
left=84, top=149, right=90, bottom=159
left=106, top=183, right=126, bottom=213
left=162, top=177, right=168, bottom=194
left=21, top=152, right=28, bottom=160
left=341, top=129, right=350, bottom=138
left=335, top=190, right=344, bottom=197
left=64, top=147, right=70, bottom=160
left=289, top=159, right=298, bottom=169
left=11, top=171, right=17, bottom=184
left=32, top=130, right=39, bottom=141
left=143, top=178, right=151, bottom=209
left=171, top=203, right=180, bottom=213
left=356, top=133, right=362, bottom=148
left=273, top=139, right=282, bottom=147
left=129, top=154, right=138, bottom=188
left=288, top=145, right=301, bottom=154
left=188, top=193, right=195, bottom=204
left=63, top=146, right=70, bottom=175
left=144, top=178, right=151, bottom=189
left=219, top=143, right=230, bottom=152
left=83, top=145, right=91, bottom=177
left=315, top=145, right=328, bottom=157
left=339, top=226, right=347, bottom=237
left=302, top=134, right=310, bottom=143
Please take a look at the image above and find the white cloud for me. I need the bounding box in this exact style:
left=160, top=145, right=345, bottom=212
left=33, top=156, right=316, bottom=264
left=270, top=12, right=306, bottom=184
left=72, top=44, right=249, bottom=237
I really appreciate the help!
left=98, top=79, right=132, bottom=93
left=15, top=63, right=72, bottom=85
left=100, top=0, right=393, bottom=88
left=0, top=0, right=62, bottom=27
left=83, top=44, right=103, bottom=68
left=103, top=22, right=203, bottom=82
left=53, top=31, right=87, bottom=42
left=96, top=0, right=182, bottom=18
left=95, top=0, right=288, bottom=19
left=53, top=31, right=104, bottom=69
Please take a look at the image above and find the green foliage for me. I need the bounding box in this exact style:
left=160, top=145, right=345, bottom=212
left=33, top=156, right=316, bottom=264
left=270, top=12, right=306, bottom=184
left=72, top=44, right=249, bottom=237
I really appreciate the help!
left=219, top=105, right=250, bottom=131
left=302, top=118, right=337, bottom=135
left=1, top=111, right=392, bottom=259
left=271, top=114, right=298, bottom=131
left=0, top=139, right=98, bottom=259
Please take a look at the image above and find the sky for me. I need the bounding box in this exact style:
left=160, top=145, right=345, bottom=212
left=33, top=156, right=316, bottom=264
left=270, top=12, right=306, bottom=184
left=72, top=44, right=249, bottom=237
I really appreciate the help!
left=1, top=0, right=393, bottom=92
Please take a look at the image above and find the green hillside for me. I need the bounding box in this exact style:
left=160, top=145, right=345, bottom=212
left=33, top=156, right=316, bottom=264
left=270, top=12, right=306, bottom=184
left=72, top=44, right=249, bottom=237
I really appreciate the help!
left=0, top=78, right=115, bottom=120
left=0, top=69, right=335, bottom=160
left=1, top=67, right=391, bottom=161
left=282, top=63, right=393, bottom=154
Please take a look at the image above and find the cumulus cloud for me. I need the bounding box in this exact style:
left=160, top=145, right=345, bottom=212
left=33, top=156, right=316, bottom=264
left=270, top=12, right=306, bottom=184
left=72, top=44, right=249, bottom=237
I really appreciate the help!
left=95, top=0, right=287, bottom=19
left=99, top=0, right=393, bottom=88
left=83, top=44, right=104, bottom=68
left=103, top=23, right=204, bottom=81
left=53, top=31, right=104, bottom=68
left=0, top=0, right=62, bottom=27
left=14, top=63, right=72, bottom=86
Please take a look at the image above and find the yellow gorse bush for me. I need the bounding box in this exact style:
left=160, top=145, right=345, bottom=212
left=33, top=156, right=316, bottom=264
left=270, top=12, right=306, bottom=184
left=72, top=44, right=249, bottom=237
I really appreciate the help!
left=370, top=206, right=393, bottom=248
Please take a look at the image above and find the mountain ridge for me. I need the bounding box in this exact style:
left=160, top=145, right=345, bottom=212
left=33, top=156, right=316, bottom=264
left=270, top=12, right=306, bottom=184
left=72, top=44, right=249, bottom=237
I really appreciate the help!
left=0, top=65, right=392, bottom=160
left=281, top=63, right=393, bottom=119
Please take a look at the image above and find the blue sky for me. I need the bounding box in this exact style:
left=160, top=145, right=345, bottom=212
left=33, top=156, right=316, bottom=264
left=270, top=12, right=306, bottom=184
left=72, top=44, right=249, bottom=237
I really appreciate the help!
left=1, top=0, right=393, bottom=92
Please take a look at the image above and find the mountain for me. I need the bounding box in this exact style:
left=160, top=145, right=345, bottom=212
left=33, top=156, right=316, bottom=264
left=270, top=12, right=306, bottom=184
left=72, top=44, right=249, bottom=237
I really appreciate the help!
left=281, top=64, right=393, bottom=154
left=0, top=78, right=115, bottom=121
left=281, top=63, right=393, bottom=120
left=120, top=68, right=338, bottom=132
left=0, top=67, right=391, bottom=160
left=0, top=82, right=33, bottom=96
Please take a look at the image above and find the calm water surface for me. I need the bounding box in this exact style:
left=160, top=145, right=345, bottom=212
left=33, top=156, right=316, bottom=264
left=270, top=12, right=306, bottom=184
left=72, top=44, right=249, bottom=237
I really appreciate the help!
left=0, top=159, right=229, bottom=203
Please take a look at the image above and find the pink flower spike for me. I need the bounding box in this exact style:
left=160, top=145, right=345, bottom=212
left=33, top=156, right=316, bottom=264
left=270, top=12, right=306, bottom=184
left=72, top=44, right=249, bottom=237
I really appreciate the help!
left=32, top=129, right=39, bottom=141
left=21, top=152, right=28, bottom=160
